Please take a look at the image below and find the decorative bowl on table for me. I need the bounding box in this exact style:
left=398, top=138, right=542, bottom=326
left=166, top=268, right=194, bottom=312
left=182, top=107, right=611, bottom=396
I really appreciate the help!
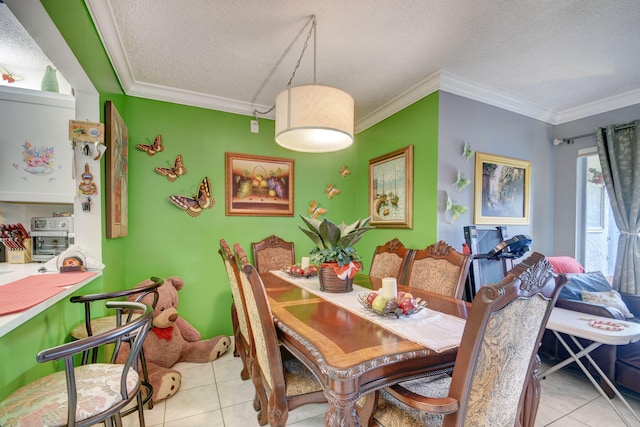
left=282, top=265, right=318, bottom=278
left=357, top=291, right=428, bottom=318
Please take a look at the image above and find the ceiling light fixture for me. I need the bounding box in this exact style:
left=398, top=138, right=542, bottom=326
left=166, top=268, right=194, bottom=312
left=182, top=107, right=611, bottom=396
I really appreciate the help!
left=274, top=16, right=354, bottom=153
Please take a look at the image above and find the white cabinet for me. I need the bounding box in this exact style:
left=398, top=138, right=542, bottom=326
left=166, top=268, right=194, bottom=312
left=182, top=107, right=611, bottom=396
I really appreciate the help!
left=0, top=87, right=76, bottom=203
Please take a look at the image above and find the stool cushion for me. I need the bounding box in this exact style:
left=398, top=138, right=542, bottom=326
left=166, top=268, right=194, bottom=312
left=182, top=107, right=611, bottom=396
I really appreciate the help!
left=0, top=363, right=139, bottom=426
left=70, top=313, right=143, bottom=339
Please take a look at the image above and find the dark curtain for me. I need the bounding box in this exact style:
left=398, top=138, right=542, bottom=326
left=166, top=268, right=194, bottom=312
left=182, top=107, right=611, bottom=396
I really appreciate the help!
left=595, top=120, right=640, bottom=295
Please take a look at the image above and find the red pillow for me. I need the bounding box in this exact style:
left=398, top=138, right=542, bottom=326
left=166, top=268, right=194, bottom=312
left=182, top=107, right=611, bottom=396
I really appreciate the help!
left=548, top=256, right=585, bottom=274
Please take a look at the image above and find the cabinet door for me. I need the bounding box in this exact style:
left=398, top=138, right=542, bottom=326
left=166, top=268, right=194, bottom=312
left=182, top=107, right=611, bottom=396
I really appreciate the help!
left=0, top=89, right=75, bottom=203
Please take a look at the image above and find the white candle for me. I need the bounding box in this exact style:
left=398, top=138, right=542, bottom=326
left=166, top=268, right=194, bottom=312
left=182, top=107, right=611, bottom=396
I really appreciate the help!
left=381, top=277, right=397, bottom=300
left=300, top=257, right=310, bottom=269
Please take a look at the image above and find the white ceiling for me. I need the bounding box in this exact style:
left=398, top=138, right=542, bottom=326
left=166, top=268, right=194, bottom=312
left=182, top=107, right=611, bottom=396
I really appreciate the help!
left=63, top=1, right=640, bottom=130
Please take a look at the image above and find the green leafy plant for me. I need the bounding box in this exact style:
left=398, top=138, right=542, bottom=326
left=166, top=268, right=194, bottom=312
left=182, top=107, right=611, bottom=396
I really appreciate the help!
left=298, top=215, right=374, bottom=267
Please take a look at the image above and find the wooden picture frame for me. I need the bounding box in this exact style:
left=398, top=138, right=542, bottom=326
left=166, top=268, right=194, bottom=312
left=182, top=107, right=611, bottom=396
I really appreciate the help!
left=104, top=101, right=128, bottom=238
left=225, top=152, right=294, bottom=216
left=474, top=152, right=530, bottom=225
left=369, top=145, right=413, bottom=228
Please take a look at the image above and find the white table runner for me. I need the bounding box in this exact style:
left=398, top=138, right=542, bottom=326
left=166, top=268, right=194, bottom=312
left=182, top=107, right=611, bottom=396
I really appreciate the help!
left=272, top=270, right=466, bottom=353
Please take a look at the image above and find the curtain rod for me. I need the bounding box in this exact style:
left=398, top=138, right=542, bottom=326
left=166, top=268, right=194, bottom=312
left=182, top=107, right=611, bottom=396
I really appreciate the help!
left=553, top=122, right=637, bottom=146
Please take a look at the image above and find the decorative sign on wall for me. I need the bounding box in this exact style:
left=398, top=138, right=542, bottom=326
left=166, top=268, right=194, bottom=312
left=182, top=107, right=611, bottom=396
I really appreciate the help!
left=105, top=101, right=129, bottom=238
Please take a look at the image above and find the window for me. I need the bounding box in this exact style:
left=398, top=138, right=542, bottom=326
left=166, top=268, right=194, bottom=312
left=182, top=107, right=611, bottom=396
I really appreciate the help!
left=577, top=149, right=618, bottom=276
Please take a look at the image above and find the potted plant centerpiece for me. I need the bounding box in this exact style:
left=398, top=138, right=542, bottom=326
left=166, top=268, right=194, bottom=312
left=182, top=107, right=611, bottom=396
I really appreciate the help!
left=298, top=214, right=374, bottom=292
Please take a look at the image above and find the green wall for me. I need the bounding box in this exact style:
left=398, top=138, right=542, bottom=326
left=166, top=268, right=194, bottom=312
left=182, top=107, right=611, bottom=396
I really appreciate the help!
left=0, top=0, right=439, bottom=400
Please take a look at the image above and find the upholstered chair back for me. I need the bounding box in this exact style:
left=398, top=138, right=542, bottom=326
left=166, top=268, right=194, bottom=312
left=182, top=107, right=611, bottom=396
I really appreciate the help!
left=252, top=234, right=295, bottom=274
left=405, top=241, right=471, bottom=299
left=220, top=239, right=250, bottom=347
left=369, top=238, right=412, bottom=282
left=446, top=253, right=565, bottom=426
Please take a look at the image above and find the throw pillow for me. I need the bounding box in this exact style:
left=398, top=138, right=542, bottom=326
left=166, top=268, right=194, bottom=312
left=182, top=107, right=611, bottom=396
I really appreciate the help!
left=581, top=290, right=635, bottom=319
left=559, top=271, right=612, bottom=301
left=548, top=256, right=585, bottom=274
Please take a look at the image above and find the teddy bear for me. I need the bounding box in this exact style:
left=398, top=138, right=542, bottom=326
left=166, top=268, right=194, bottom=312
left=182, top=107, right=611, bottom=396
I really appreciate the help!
left=116, top=276, right=231, bottom=402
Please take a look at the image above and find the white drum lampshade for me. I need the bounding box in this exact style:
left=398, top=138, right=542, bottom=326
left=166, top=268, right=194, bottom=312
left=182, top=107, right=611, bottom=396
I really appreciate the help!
left=275, top=84, right=354, bottom=153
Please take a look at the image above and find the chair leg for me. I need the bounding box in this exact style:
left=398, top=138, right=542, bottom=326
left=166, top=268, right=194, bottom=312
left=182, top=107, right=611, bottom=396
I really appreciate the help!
left=136, top=388, right=147, bottom=427
left=139, top=349, right=154, bottom=409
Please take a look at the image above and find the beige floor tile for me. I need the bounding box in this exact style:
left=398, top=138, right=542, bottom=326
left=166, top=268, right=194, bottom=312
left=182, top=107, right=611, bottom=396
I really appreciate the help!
left=221, top=400, right=263, bottom=427
left=213, top=355, right=247, bottom=383
left=174, top=361, right=215, bottom=390
left=217, top=376, right=258, bottom=408
left=164, top=409, right=225, bottom=427
left=164, top=383, right=220, bottom=422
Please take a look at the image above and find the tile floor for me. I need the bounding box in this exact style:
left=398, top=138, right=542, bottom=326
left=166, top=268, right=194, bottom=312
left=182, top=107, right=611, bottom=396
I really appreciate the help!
left=121, top=340, right=640, bottom=427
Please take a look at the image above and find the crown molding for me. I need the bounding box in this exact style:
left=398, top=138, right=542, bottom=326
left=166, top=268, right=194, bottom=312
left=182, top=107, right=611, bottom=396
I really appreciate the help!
left=126, top=81, right=274, bottom=118
left=354, top=71, right=441, bottom=133
left=552, top=88, right=640, bottom=125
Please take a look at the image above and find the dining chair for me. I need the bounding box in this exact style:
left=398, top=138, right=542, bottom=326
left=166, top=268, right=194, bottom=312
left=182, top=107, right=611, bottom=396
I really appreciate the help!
left=68, top=277, right=164, bottom=410
left=0, top=301, right=153, bottom=427
left=368, top=238, right=413, bottom=283
left=234, top=242, right=327, bottom=427
left=251, top=234, right=295, bottom=274
left=218, top=238, right=251, bottom=381
left=403, top=241, right=471, bottom=299
left=361, top=252, right=567, bottom=427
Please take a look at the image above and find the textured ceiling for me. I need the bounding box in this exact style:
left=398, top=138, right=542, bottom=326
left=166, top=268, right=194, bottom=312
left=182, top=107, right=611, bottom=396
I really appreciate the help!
left=59, top=1, right=640, bottom=129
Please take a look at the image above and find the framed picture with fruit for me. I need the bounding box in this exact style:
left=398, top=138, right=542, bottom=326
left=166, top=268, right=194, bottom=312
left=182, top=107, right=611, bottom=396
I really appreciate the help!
left=225, top=152, right=294, bottom=216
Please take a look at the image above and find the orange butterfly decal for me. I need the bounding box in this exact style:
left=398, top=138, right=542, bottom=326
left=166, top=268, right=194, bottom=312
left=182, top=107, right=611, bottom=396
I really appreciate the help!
left=308, top=200, right=327, bottom=218
left=136, top=135, right=164, bottom=156
left=326, top=183, right=340, bottom=199
left=0, top=66, right=23, bottom=83
left=339, top=165, right=350, bottom=178
left=169, top=177, right=215, bottom=217
left=155, top=155, right=187, bottom=182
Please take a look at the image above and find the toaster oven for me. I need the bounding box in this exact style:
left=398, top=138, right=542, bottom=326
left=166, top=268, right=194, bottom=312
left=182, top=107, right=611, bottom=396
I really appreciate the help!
left=30, top=216, right=74, bottom=262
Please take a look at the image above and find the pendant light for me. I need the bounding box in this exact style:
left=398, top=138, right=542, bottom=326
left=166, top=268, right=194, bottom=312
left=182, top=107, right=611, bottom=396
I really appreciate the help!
left=274, top=16, right=354, bottom=153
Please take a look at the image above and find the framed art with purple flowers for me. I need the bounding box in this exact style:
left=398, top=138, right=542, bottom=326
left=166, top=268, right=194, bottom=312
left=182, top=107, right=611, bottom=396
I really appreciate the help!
left=225, top=152, right=294, bottom=216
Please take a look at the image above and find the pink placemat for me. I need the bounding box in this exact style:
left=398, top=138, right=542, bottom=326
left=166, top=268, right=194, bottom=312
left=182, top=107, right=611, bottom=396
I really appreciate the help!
left=6, top=272, right=97, bottom=288
left=0, top=272, right=98, bottom=315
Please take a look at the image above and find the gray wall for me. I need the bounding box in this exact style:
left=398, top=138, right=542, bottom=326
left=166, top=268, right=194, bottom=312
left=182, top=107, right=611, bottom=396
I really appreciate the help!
left=552, top=104, right=640, bottom=258
left=437, top=91, right=555, bottom=255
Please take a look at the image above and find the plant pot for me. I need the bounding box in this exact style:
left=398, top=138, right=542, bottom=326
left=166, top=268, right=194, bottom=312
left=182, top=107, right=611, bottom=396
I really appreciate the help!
left=318, top=263, right=353, bottom=293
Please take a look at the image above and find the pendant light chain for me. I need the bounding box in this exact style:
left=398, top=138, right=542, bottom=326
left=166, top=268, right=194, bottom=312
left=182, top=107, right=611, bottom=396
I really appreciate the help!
left=287, top=15, right=316, bottom=88
left=252, top=15, right=316, bottom=117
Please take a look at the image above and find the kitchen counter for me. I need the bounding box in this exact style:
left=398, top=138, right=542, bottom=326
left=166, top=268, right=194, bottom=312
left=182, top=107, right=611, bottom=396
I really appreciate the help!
left=0, top=261, right=102, bottom=338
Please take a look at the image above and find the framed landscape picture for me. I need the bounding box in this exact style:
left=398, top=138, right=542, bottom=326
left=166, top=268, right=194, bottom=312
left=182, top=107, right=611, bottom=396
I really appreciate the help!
left=104, top=101, right=128, bottom=238
left=474, top=152, right=530, bottom=225
left=368, top=145, right=413, bottom=228
left=225, top=152, right=294, bottom=216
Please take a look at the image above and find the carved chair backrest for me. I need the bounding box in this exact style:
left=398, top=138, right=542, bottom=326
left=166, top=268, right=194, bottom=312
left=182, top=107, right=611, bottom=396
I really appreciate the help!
left=443, top=253, right=566, bottom=427
left=404, top=241, right=471, bottom=299
left=252, top=234, right=295, bottom=274
left=235, top=243, right=285, bottom=397
left=369, top=238, right=413, bottom=283
left=219, top=239, right=250, bottom=346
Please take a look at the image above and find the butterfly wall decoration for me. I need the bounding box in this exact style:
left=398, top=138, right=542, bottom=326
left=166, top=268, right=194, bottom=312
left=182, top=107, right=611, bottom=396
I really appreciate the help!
left=325, top=183, right=340, bottom=199
left=155, top=154, right=187, bottom=182
left=445, top=193, right=468, bottom=223
left=308, top=200, right=327, bottom=218
left=136, top=134, right=164, bottom=156
left=169, top=176, right=215, bottom=217
left=0, top=66, right=23, bottom=84
left=461, top=142, right=475, bottom=161
left=454, top=169, right=471, bottom=192
left=339, top=165, right=350, bottom=177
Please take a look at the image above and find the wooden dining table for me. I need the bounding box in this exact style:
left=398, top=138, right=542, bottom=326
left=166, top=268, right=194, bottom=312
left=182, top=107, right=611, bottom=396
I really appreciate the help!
left=261, top=272, right=470, bottom=426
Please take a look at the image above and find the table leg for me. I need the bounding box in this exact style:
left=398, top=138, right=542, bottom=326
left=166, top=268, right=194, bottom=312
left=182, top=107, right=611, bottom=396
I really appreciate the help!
left=540, top=331, right=640, bottom=427
left=323, top=379, right=362, bottom=427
